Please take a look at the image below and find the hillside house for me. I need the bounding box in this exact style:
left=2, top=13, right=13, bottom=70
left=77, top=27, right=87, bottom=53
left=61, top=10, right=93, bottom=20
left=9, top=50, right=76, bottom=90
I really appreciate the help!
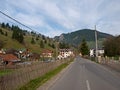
left=41, top=49, right=53, bottom=58
left=0, top=54, right=20, bottom=65
left=19, top=49, right=31, bottom=59
left=29, top=53, right=40, bottom=61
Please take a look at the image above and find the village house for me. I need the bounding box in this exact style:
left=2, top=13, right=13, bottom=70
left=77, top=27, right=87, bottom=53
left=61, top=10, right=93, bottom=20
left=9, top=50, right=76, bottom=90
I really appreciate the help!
left=0, top=49, right=5, bottom=54
left=90, top=48, right=104, bottom=57
left=57, top=49, right=74, bottom=59
left=41, top=49, right=53, bottom=58
left=19, top=49, right=31, bottom=60
left=0, top=54, right=20, bottom=65
left=29, top=53, right=40, bottom=61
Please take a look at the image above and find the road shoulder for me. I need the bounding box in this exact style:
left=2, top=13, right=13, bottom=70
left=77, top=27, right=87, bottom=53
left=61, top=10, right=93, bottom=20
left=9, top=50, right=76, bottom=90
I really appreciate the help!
left=37, top=61, right=74, bottom=90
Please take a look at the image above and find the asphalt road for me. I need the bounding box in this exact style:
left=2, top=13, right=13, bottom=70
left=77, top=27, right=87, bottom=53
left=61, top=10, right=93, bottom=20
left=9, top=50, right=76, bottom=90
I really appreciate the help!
left=49, top=56, right=120, bottom=90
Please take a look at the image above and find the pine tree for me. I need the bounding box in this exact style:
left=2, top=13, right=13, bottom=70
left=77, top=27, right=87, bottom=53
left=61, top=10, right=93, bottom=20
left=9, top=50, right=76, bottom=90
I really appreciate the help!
left=0, top=29, right=4, bottom=35
left=79, top=39, right=89, bottom=56
left=40, top=40, right=44, bottom=48
left=31, top=37, right=36, bottom=44
left=51, top=43, right=55, bottom=48
left=12, top=26, right=24, bottom=43
left=19, top=33, right=24, bottom=43
left=1, top=22, right=5, bottom=28
left=6, top=23, right=10, bottom=29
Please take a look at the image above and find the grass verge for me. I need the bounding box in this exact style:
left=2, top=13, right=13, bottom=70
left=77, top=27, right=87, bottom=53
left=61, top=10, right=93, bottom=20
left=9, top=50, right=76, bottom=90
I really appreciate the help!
left=0, top=69, right=13, bottom=76
left=18, top=59, right=73, bottom=90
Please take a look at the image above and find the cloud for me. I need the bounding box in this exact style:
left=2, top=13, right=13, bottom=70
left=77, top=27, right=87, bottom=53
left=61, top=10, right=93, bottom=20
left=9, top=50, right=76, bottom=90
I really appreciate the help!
left=0, top=0, right=120, bottom=37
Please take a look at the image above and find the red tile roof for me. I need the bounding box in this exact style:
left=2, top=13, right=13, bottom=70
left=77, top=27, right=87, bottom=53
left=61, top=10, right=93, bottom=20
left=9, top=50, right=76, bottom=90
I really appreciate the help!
left=0, top=54, right=20, bottom=62
left=42, top=49, right=53, bottom=53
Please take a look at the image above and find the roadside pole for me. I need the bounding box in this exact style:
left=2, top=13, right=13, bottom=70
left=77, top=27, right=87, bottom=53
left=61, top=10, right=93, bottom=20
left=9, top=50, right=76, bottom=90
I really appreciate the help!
left=95, top=25, right=98, bottom=62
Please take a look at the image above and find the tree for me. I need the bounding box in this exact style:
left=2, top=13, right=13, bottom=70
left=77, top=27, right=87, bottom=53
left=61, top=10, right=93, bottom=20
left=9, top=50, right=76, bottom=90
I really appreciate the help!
left=31, top=31, right=36, bottom=36
left=44, top=39, right=47, bottom=44
left=42, top=35, right=45, bottom=40
left=103, top=36, right=120, bottom=56
left=40, top=40, right=44, bottom=48
left=0, top=29, right=4, bottom=35
left=1, top=22, right=5, bottom=28
left=12, top=26, right=24, bottom=43
left=0, top=40, right=4, bottom=49
left=51, top=43, right=55, bottom=48
left=19, top=33, right=24, bottom=43
left=59, top=42, right=70, bottom=49
left=79, top=39, right=89, bottom=56
left=31, top=37, right=36, bottom=44
left=36, top=36, right=39, bottom=41
left=6, top=23, right=10, bottom=29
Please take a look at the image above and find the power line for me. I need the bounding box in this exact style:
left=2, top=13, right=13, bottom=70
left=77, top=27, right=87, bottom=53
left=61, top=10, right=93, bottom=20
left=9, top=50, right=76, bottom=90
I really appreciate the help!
left=0, top=10, right=34, bottom=31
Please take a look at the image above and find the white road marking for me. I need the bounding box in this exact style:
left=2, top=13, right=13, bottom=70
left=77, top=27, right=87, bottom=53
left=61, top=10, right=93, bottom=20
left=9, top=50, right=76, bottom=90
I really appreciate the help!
left=86, top=80, right=91, bottom=90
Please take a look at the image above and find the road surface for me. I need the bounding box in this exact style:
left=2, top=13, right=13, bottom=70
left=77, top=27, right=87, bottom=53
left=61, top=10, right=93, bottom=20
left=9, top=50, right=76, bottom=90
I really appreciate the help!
left=49, top=56, right=120, bottom=90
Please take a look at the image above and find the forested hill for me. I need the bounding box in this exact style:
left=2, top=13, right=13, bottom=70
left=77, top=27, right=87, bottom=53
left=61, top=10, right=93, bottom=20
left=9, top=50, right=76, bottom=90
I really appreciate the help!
left=0, top=22, right=56, bottom=53
left=54, top=29, right=113, bottom=48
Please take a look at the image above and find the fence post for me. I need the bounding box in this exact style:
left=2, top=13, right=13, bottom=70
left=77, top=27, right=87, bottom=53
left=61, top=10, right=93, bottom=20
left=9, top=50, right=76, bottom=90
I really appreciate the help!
left=0, top=76, right=5, bottom=90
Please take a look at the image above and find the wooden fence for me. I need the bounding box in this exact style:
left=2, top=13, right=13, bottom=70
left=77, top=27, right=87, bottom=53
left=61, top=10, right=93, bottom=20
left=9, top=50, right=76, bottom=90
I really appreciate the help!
left=98, top=56, right=120, bottom=71
left=0, top=59, right=70, bottom=90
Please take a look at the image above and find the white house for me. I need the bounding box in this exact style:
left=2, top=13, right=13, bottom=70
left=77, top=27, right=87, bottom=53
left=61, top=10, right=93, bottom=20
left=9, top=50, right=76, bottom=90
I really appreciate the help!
left=58, top=49, right=74, bottom=59
left=90, top=48, right=104, bottom=57
left=90, top=49, right=95, bottom=57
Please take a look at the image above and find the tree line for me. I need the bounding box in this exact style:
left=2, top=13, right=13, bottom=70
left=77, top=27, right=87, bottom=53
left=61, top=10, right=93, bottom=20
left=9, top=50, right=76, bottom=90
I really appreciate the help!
left=103, top=35, right=120, bottom=57
left=0, top=22, right=24, bottom=43
left=78, top=36, right=120, bottom=57
left=0, top=22, right=57, bottom=49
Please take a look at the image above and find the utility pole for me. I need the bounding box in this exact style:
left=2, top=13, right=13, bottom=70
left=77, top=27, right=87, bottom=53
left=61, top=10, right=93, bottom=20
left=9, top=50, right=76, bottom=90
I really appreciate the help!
left=55, top=42, right=58, bottom=60
left=95, top=25, right=98, bottom=58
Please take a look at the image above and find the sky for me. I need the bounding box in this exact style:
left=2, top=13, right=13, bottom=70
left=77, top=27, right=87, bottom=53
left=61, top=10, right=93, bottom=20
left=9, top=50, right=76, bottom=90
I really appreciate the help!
left=0, top=0, right=120, bottom=37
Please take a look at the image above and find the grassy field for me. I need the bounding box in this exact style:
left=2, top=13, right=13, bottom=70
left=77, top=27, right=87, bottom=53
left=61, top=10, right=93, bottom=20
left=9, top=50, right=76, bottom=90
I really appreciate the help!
left=0, top=28, right=24, bottom=49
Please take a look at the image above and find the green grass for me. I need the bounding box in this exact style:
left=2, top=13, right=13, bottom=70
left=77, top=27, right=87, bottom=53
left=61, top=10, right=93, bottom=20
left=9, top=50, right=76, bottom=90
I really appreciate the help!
left=0, top=69, right=13, bottom=76
left=0, top=28, right=55, bottom=54
left=0, top=28, right=24, bottom=49
left=18, top=59, right=73, bottom=90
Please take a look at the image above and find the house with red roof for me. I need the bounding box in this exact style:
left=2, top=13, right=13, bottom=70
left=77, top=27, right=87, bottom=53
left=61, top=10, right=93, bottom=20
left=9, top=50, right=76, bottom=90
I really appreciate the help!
left=41, top=49, right=53, bottom=58
left=0, top=54, right=20, bottom=65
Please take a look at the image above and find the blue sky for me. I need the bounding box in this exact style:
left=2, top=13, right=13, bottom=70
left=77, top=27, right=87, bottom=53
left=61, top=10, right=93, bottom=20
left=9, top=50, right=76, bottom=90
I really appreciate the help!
left=0, top=0, right=120, bottom=37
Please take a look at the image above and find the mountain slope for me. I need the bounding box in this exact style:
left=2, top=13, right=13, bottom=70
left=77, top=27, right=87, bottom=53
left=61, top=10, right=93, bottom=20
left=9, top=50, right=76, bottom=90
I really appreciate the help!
left=54, top=29, right=113, bottom=48
left=0, top=26, right=56, bottom=54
